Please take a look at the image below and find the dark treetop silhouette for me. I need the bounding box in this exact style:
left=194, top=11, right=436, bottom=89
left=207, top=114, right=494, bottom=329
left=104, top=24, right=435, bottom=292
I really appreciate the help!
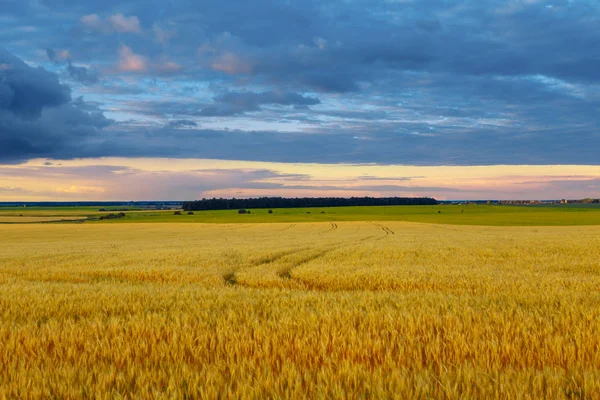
left=183, top=197, right=437, bottom=211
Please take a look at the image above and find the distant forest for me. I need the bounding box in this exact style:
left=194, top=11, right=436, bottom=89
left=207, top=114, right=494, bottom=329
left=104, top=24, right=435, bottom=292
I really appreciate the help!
left=183, top=197, right=438, bottom=211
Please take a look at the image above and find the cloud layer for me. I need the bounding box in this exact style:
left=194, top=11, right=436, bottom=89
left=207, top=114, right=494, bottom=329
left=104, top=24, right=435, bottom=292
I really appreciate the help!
left=0, top=0, right=599, bottom=167
left=0, top=48, right=109, bottom=162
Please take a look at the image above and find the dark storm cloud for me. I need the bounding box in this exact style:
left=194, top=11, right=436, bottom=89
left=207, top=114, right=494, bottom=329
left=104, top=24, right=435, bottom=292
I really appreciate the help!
left=1, top=0, right=600, bottom=165
left=0, top=48, right=70, bottom=117
left=0, top=49, right=110, bottom=163
left=0, top=103, right=110, bottom=163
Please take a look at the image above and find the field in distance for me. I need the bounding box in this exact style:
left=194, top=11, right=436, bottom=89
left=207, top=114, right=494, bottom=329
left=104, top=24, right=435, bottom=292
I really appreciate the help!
left=2, top=203, right=600, bottom=225
left=1, top=221, right=599, bottom=398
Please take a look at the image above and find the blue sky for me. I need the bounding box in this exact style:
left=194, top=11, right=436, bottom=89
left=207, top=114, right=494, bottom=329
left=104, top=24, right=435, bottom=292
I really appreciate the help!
left=1, top=0, right=599, bottom=200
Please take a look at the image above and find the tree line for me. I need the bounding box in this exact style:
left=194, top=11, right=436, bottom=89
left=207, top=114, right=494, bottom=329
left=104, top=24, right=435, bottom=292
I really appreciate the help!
left=183, top=197, right=438, bottom=211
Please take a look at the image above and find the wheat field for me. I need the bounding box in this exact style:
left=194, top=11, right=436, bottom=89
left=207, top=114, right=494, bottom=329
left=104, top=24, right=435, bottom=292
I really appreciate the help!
left=0, top=216, right=87, bottom=223
left=1, top=221, right=599, bottom=399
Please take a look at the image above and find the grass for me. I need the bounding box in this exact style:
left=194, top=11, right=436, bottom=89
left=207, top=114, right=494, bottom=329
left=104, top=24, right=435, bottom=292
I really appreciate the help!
left=3, top=203, right=600, bottom=225
left=1, top=221, right=599, bottom=398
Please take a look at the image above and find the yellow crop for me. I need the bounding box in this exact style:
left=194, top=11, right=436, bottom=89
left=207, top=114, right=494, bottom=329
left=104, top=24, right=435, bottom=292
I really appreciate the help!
left=0, top=216, right=86, bottom=223
left=1, top=222, right=599, bottom=399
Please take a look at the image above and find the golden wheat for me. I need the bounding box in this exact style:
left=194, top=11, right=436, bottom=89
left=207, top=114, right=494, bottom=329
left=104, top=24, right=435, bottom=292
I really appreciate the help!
left=0, top=216, right=86, bottom=223
left=1, top=222, right=599, bottom=399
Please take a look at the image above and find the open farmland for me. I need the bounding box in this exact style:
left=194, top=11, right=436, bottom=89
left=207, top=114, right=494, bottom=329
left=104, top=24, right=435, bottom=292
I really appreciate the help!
left=1, top=221, right=600, bottom=398
left=3, top=203, right=600, bottom=225
left=0, top=216, right=88, bottom=223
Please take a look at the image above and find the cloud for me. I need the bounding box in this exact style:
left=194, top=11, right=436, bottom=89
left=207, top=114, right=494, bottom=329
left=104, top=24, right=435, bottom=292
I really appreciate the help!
left=117, top=45, right=147, bottom=72
left=80, top=14, right=105, bottom=32
left=114, top=47, right=178, bottom=74
left=45, top=48, right=99, bottom=85
left=0, top=102, right=111, bottom=163
left=0, top=49, right=110, bottom=163
left=218, top=91, right=320, bottom=107
left=199, top=90, right=320, bottom=116
left=56, top=185, right=105, bottom=194
left=153, top=23, right=175, bottom=46
left=1, top=1, right=600, bottom=167
left=199, top=32, right=256, bottom=75
left=80, top=13, right=141, bottom=34
left=155, top=61, right=183, bottom=74
left=107, top=13, right=142, bottom=34
left=0, top=163, right=309, bottom=200
left=46, top=48, right=71, bottom=62
left=313, top=37, right=327, bottom=50
left=67, top=62, right=99, bottom=85
left=167, top=119, right=198, bottom=128
left=0, top=48, right=71, bottom=117
left=211, top=53, right=254, bottom=75
left=3, top=159, right=600, bottom=200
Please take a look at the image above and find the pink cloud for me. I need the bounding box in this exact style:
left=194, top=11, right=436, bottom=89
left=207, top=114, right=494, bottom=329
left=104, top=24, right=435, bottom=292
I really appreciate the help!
left=57, top=50, right=71, bottom=60
left=153, top=23, right=175, bottom=46
left=200, top=32, right=255, bottom=75
left=117, top=45, right=147, bottom=73
left=108, top=14, right=142, bottom=34
left=81, top=13, right=142, bottom=34
left=155, top=61, right=183, bottom=74
left=211, top=52, right=254, bottom=74
left=80, top=14, right=105, bottom=32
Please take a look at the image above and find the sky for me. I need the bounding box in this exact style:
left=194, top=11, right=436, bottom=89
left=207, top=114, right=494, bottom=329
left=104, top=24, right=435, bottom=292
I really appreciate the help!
left=1, top=0, right=599, bottom=201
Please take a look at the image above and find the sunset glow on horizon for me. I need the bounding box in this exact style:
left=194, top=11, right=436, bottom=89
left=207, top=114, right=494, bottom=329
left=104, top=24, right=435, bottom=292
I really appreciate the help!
left=2, top=158, right=599, bottom=201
